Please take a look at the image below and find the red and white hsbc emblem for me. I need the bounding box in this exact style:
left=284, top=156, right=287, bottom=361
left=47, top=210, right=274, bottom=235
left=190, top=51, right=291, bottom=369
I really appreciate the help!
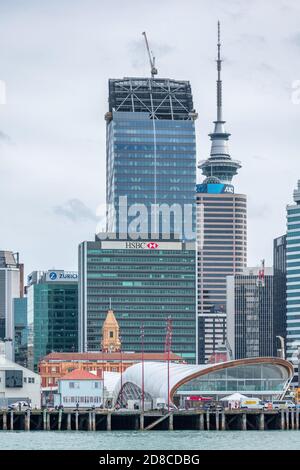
left=147, top=242, right=159, bottom=249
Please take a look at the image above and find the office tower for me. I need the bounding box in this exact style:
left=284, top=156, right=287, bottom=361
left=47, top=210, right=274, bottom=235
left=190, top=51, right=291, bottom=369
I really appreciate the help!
left=27, top=270, right=78, bottom=370
left=273, top=235, right=287, bottom=357
left=13, top=297, right=28, bottom=368
left=79, top=239, right=196, bottom=363
left=227, top=267, right=274, bottom=359
left=105, top=77, right=197, bottom=238
left=197, top=24, right=247, bottom=363
left=0, top=251, right=24, bottom=360
left=286, top=181, right=300, bottom=381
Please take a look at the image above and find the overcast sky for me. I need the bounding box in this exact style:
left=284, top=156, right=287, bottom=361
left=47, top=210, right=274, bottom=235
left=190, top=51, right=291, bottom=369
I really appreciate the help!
left=0, top=0, right=300, bottom=277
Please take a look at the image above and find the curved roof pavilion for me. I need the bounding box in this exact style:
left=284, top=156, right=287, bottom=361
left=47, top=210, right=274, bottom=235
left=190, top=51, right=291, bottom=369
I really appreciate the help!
left=114, top=358, right=293, bottom=405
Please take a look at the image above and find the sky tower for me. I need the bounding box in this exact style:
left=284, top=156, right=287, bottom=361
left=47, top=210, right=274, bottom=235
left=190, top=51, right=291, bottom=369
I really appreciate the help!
left=196, top=23, right=247, bottom=364
left=199, top=22, right=242, bottom=185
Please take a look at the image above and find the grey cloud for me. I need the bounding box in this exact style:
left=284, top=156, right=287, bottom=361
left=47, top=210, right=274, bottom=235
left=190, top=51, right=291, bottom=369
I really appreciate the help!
left=248, top=203, right=271, bottom=220
left=53, top=199, right=97, bottom=223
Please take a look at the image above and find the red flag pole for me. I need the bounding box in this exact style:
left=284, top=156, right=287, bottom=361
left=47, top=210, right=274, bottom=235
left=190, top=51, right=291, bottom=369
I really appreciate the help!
left=141, top=324, right=145, bottom=412
left=165, top=316, right=173, bottom=412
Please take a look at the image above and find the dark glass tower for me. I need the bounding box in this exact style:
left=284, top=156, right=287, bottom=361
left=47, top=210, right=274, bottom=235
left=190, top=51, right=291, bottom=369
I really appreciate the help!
left=273, top=235, right=287, bottom=357
left=105, top=78, right=197, bottom=239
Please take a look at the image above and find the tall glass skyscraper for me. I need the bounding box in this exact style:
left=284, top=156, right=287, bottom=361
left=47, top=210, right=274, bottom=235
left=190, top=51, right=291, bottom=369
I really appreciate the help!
left=197, top=24, right=247, bottom=363
left=286, top=181, right=300, bottom=381
left=105, top=78, right=197, bottom=239
left=78, top=75, right=197, bottom=362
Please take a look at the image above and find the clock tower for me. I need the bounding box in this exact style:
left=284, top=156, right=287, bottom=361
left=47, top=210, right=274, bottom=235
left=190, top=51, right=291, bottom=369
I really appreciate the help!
left=101, top=309, right=121, bottom=353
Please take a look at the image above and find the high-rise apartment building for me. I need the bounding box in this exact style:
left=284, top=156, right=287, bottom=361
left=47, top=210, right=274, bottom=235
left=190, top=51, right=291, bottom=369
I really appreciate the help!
left=27, top=270, right=78, bottom=370
left=197, top=24, right=247, bottom=363
left=0, top=251, right=24, bottom=360
left=286, top=181, right=300, bottom=381
left=79, top=239, right=196, bottom=363
left=273, top=235, right=287, bottom=357
left=227, top=267, right=274, bottom=359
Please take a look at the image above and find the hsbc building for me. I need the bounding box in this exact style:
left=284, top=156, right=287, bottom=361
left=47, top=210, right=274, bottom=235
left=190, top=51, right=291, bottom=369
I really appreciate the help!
left=78, top=239, right=196, bottom=363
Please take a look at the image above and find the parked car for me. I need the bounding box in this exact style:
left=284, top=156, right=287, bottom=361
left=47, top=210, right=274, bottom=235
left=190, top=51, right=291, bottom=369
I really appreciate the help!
left=8, top=401, right=30, bottom=410
left=271, top=400, right=295, bottom=410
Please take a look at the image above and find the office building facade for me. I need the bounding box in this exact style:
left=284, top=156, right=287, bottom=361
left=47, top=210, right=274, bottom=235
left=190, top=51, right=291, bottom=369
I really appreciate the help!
left=227, top=267, right=274, bottom=359
left=27, top=270, right=78, bottom=370
left=79, top=239, right=196, bottom=363
left=286, top=181, right=300, bottom=381
left=273, top=235, right=287, bottom=357
left=105, top=77, right=197, bottom=239
left=0, top=251, right=24, bottom=360
left=13, top=297, right=28, bottom=368
left=196, top=25, right=247, bottom=363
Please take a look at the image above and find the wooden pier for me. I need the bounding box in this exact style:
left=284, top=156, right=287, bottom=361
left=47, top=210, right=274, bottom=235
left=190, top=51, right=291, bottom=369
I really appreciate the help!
left=0, top=409, right=299, bottom=431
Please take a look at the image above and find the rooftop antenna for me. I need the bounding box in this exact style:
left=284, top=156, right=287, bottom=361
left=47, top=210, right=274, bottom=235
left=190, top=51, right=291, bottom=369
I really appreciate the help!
left=109, top=298, right=112, bottom=310
left=142, top=31, right=158, bottom=78
left=216, top=20, right=223, bottom=122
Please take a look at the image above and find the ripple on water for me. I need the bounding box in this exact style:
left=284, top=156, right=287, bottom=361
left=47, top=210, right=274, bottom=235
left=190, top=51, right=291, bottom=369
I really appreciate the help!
left=0, top=430, right=300, bottom=450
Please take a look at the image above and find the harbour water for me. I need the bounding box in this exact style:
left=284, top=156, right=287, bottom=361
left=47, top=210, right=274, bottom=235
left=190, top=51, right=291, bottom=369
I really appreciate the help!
left=0, top=430, right=300, bottom=450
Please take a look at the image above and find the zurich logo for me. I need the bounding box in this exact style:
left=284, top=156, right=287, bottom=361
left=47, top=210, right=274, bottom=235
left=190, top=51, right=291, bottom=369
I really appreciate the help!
left=147, top=242, right=159, bottom=249
left=49, top=272, right=57, bottom=280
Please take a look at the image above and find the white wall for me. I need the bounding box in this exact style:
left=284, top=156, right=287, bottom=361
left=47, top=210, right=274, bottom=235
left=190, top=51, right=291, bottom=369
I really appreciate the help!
left=59, top=379, right=103, bottom=408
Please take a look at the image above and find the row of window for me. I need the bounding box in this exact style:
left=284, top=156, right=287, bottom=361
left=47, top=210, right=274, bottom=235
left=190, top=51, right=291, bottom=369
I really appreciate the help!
left=62, top=396, right=102, bottom=403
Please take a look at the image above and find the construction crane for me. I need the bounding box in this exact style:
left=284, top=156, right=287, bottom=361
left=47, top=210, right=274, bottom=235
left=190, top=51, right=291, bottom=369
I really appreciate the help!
left=142, top=32, right=158, bottom=78
left=257, top=259, right=265, bottom=288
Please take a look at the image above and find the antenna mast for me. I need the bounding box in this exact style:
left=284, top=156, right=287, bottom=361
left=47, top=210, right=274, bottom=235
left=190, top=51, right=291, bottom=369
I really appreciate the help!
left=142, top=32, right=158, bottom=78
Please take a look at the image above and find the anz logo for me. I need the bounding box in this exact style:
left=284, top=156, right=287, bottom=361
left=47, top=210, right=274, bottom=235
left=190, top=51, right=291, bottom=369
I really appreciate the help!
left=224, top=185, right=234, bottom=194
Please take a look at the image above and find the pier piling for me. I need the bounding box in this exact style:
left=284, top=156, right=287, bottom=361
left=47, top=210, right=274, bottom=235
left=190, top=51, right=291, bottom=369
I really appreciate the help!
left=291, top=410, right=295, bottom=430
left=242, top=414, right=247, bottom=431
left=3, top=412, right=7, bottom=431
left=199, top=413, right=204, bottom=430
left=281, top=410, right=285, bottom=430
left=43, top=410, right=47, bottom=431
left=206, top=411, right=210, bottom=431
left=75, top=411, right=79, bottom=431
left=259, top=413, right=264, bottom=431
left=10, top=411, right=13, bottom=431
left=296, top=409, right=299, bottom=430
left=58, top=409, right=62, bottom=431
left=286, top=410, right=290, bottom=430
left=221, top=412, right=226, bottom=431
left=169, top=413, right=174, bottom=431
left=107, top=413, right=111, bottom=431
left=25, top=410, right=30, bottom=431
left=140, top=413, right=144, bottom=431
left=67, top=412, right=71, bottom=431
left=215, top=411, right=219, bottom=431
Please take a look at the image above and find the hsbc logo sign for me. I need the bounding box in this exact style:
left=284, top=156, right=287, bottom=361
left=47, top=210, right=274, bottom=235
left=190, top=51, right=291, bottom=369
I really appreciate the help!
left=125, top=242, right=159, bottom=250
left=147, top=242, right=159, bottom=249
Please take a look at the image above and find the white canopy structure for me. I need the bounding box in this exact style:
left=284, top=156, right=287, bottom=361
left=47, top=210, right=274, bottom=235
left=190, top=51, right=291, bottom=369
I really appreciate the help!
left=220, top=393, right=249, bottom=402
left=111, top=357, right=293, bottom=406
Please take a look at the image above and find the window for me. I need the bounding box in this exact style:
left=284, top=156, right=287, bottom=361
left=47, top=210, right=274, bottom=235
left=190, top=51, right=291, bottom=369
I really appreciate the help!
left=110, top=331, right=114, bottom=338
left=69, top=382, right=80, bottom=389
